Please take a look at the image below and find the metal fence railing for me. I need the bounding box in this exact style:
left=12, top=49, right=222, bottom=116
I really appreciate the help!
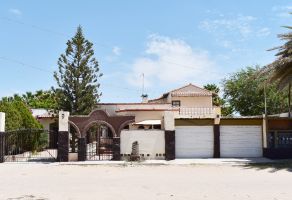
left=3, top=129, right=58, bottom=162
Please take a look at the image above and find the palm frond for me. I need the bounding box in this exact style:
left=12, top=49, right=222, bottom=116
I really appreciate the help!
left=278, top=74, right=292, bottom=90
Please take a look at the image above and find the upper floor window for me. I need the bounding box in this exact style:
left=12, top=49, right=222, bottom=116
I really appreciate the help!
left=172, top=100, right=181, bottom=107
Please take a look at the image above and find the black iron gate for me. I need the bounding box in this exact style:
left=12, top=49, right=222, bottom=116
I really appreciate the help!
left=86, top=125, right=114, bottom=160
left=3, top=129, right=58, bottom=162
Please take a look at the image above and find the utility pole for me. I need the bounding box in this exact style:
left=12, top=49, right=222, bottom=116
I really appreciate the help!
left=264, top=83, right=267, bottom=117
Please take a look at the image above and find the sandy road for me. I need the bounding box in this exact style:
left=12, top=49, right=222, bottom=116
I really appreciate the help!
left=0, top=163, right=291, bottom=200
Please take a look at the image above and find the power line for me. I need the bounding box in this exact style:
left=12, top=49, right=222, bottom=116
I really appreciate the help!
left=0, top=16, right=210, bottom=72
left=0, top=56, right=157, bottom=94
left=0, top=17, right=114, bottom=49
left=0, top=56, right=53, bottom=73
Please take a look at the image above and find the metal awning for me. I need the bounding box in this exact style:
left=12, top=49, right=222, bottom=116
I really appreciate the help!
left=135, top=120, right=161, bottom=125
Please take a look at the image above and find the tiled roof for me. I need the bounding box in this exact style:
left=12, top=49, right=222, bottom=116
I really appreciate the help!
left=149, top=83, right=213, bottom=102
left=170, top=83, right=213, bottom=97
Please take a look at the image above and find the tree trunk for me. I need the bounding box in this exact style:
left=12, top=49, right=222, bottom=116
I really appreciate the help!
left=289, top=83, right=291, bottom=118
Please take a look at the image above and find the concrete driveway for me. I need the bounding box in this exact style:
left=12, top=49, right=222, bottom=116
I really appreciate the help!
left=0, top=162, right=291, bottom=200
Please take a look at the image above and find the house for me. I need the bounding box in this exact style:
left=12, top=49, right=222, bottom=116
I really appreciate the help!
left=29, top=83, right=225, bottom=161
left=99, top=83, right=221, bottom=129
left=1, top=83, right=291, bottom=163
left=96, top=83, right=222, bottom=160
left=30, top=83, right=288, bottom=162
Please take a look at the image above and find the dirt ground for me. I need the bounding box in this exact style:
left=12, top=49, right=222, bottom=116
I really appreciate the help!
left=0, top=163, right=292, bottom=200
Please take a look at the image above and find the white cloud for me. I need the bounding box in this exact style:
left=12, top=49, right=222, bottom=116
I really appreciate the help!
left=9, top=8, right=22, bottom=16
left=256, top=27, right=271, bottom=37
left=105, top=46, right=122, bottom=62
left=199, top=14, right=271, bottom=51
left=112, top=46, right=121, bottom=56
left=199, top=15, right=257, bottom=39
left=127, top=35, right=218, bottom=88
left=272, top=5, right=292, bottom=18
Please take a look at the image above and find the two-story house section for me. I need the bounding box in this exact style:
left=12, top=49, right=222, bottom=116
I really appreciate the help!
left=149, top=83, right=221, bottom=118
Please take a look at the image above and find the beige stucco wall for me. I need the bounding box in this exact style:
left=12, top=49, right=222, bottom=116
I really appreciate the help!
left=171, top=96, right=212, bottom=107
left=120, top=130, right=165, bottom=160
left=164, top=111, right=175, bottom=131
left=99, top=104, right=171, bottom=116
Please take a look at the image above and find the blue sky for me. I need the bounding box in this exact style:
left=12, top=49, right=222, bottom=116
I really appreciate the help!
left=0, top=1, right=292, bottom=102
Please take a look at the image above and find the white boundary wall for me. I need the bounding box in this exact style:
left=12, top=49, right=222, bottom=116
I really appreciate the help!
left=0, top=112, right=5, bottom=132
left=121, top=130, right=165, bottom=160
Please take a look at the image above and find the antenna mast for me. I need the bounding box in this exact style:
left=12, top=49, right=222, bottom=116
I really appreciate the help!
left=142, top=73, right=145, bottom=95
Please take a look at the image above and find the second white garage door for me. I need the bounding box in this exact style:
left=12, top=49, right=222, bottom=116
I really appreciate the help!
left=175, top=126, right=213, bottom=158
left=220, top=126, right=263, bottom=157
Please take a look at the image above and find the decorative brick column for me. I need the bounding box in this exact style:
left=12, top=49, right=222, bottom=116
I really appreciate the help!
left=78, top=137, right=87, bottom=161
left=0, top=112, right=5, bottom=163
left=213, top=124, right=220, bottom=158
left=165, top=130, right=175, bottom=160
left=57, top=111, right=69, bottom=162
left=112, top=137, right=121, bottom=161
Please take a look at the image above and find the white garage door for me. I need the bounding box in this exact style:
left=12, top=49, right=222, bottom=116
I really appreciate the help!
left=220, top=126, right=262, bottom=157
left=175, top=126, right=213, bottom=158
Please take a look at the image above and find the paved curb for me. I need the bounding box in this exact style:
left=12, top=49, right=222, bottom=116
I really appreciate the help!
left=57, top=158, right=277, bottom=166
left=0, top=158, right=279, bottom=166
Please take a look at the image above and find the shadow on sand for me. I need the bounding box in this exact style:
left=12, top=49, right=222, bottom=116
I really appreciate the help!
left=243, top=159, right=292, bottom=173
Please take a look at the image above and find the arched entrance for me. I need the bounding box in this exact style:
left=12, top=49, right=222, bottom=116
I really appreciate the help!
left=85, top=122, right=115, bottom=160
left=68, top=110, right=135, bottom=161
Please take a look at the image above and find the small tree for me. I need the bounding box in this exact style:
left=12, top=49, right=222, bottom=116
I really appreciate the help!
left=203, top=84, right=220, bottom=106
left=0, top=101, right=22, bottom=131
left=204, top=83, right=232, bottom=116
left=223, top=66, right=288, bottom=116
left=11, top=100, right=42, bottom=129
left=54, top=26, right=102, bottom=115
left=22, top=90, right=57, bottom=110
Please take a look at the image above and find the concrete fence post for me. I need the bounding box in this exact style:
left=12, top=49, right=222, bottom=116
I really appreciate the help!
left=57, top=111, right=69, bottom=162
left=0, top=112, right=5, bottom=163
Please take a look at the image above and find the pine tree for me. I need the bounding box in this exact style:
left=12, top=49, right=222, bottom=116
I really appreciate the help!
left=54, top=26, right=102, bottom=115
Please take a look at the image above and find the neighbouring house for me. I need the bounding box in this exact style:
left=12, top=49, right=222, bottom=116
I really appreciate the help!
left=31, top=108, right=57, bottom=131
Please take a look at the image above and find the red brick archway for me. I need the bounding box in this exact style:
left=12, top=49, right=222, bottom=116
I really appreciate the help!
left=69, top=109, right=134, bottom=137
left=68, top=109, right=134, bottom=161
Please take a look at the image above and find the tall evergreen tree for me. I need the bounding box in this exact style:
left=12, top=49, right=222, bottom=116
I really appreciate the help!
left=54, top=26, right=102, bottom=115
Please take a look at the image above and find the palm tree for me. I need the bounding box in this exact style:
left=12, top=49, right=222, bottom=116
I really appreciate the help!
left=262, top=18, right=292, bottom=116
